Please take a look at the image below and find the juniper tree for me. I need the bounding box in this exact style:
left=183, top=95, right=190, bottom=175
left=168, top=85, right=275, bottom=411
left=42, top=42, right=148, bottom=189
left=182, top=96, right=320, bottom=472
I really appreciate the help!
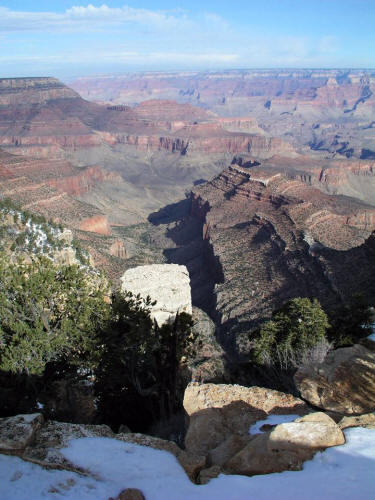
left=0, top=254, right=109, bottom=376
left=253, top=297, right=330, bottom=370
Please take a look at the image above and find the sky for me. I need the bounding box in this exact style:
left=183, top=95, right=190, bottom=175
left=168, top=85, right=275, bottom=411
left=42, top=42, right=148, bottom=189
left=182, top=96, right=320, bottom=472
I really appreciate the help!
left=0, top=1, right=374, bottom=78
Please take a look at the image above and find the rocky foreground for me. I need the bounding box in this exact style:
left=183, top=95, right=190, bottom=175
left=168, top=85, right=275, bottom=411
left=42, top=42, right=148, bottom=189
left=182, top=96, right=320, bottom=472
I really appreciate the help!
left=1, top=338, right=375, bottom=498
left=0, top=392, right=374, bottom=499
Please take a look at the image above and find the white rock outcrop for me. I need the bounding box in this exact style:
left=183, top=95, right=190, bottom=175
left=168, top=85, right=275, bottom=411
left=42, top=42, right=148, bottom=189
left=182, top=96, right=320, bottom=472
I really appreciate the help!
left=121, top=264, right=192, bottom=325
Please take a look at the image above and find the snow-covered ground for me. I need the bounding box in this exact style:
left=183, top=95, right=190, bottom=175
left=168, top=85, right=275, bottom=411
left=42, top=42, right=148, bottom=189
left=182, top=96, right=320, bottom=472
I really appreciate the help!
left=1, top=427, right=374, bottom=500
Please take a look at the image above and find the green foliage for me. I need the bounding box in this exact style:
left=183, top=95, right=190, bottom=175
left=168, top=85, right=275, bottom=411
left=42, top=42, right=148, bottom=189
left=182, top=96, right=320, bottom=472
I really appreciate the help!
left=95, top=291, right=194, bottom=431
left=0, top=197, right=22, bottom=213
left=328, top=294, right=373, bottom=347
left=0, top=254, right=110, bottom=375
left=253, top=297, right=330, bottom=369
left=0, top=200, right=90, bottom=265
left=71, top=238, right=90, bottom=266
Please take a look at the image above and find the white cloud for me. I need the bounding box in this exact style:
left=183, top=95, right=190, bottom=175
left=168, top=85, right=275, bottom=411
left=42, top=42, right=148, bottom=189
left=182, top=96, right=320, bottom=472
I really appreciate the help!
left=0, top=49, right=239, bottom=66
left=0, top=5, right=195, bottom=33
left=0, top=5, right=347, bottom=72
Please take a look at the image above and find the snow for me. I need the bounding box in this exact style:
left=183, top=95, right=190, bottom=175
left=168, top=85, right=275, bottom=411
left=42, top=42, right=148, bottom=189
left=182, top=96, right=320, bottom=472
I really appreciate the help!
left=249, top=414, right=300, bottom=434
left=368, top=323, right=375, bottom=341
left=20, top=413, right=41, bottom=424
left=1, top=428, right=375, bottom=500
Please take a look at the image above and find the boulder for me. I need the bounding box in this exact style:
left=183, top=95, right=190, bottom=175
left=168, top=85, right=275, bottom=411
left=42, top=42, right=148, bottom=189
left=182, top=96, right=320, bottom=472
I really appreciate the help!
left=184, top=407, right=232, bottom=456
left=0, top=413, right=44, bottom=452
left=208, top=434, right=251, bottom=467
left=197, top=465, right=222, bottom=485
left=225, top=412, right=345, bottom=476
left=121, top=264, right=192, bottom=326
left=183, top=383, right=308, bottom=417
left=183, top=383, right=308, bottom=456
left=109, top=489, right=145, bottom=500
left=339, top=413, right=375, bottom=430
left=295, top=344, right=375, bottom=414
left=225, top=432, right=299, bottom=476
left=268, top=412, right=345, bottom=452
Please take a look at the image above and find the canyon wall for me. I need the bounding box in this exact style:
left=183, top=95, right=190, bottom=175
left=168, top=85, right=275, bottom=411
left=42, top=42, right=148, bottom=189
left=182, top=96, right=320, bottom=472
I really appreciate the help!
left=69, top=70, right=375, bottom=160
left=182, top=163, right=375, bottom=357
left=0, top=77, right=80, bottom=105
left=0, top=77, right=296, bottom=161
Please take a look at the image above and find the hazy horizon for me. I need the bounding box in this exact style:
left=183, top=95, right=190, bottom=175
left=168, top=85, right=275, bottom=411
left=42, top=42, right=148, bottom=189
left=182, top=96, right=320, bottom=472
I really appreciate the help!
left=0, top=1, right=374, bottom=78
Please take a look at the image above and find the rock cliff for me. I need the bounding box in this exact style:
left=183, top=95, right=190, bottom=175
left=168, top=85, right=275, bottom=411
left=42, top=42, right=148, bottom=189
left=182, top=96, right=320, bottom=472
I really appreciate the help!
left=121, top=264, right=192, bottom=325
left=69, top=70, right=375, bottom=159
left=0, top=77, right=80, bottom=105
left=163, top=161, right=375, bottom=357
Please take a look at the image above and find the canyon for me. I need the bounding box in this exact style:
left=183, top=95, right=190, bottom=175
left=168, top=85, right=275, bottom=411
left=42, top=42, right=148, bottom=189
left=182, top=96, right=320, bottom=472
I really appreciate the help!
left=0, top=76, right=297, bottom=278
left=2, top=72, right=375, bottom=498
left=152, top=159, right=375, bottom=360
left=70, top=69, right=375, bottom=160
left=1, top=73, right=375, bottom=343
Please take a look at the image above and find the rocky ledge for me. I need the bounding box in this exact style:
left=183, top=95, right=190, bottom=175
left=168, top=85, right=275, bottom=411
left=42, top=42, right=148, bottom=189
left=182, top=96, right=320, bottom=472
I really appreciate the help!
left=2, top=380, right=372, bottom=492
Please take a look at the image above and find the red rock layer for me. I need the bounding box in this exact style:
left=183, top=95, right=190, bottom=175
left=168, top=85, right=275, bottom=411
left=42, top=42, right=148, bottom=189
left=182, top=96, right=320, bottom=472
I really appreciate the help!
left=0, top=78, right=297, bottom=162
left=100, top=130, right=292, bottom=157
left=79, top=215, right=111, bottom=235
left=0, top=149, right=110, bottom=234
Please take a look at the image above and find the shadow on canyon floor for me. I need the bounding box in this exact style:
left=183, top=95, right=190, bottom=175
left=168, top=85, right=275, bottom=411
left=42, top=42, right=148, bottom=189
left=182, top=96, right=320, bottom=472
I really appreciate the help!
left=148, top=198, right=224, bottom=321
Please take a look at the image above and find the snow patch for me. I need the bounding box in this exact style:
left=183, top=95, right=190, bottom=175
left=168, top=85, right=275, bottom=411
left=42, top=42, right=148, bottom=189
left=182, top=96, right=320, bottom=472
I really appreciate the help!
left=1, top=428, right=375, bottom=499
left=249, top=414, right=300, bottom=434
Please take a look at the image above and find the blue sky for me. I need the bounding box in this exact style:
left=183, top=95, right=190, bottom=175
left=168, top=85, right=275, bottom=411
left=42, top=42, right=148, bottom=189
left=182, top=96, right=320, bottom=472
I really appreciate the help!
left=0, top=1, right=374, bottom=77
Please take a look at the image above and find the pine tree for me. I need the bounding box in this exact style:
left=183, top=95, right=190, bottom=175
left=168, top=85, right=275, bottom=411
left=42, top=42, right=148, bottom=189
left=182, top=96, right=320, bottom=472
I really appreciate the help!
left=254, top=297, right=330, bottom=369
left=0, top=254, right=110, bottom=375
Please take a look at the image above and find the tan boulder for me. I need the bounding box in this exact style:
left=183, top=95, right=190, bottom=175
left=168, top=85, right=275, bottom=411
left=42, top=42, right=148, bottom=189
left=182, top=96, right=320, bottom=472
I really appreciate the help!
left=295, top=344, right=375, bottom=414
left=183, top=383, right=308, bottom=456
left=225, top=432, right=301, bottom=476
left=117, top=433, right=205, bottom=482
left=268, top=413, right=345, bottom=452
left=294, top=412, right=337, bottom=424
left=225, top=412, right=345, bottom=477
left=208, top=434, right=251, bottom=467
left=183, top=383, right=308, bottom=416
left=109, top=489, right=145, bottom=500
left=184, top=407, right=237, bottom=456
left=0, top=413, right=44, bottom=452
left=121, top=264, right=192, bottom=326
left=339, top=413, right=375, bottom=430
left=198, top=465, right=222, bottom=485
